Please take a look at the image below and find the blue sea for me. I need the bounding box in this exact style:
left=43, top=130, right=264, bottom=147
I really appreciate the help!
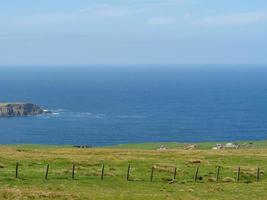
left=1, top=65, right=267, bottom=146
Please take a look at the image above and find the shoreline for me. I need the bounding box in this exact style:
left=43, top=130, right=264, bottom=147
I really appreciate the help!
left=1, top=140, right=267, bottom=150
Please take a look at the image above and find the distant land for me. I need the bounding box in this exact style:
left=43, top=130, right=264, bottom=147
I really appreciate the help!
left=0, top=102, right=51, bottom=117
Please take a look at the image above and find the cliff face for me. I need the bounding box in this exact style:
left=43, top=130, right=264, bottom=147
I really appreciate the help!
left=0, top=103, right=50, bottom=117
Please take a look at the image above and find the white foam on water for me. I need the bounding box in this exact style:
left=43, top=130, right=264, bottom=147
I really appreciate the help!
left=56, top=111, right=106, bottom=120
left=52, top=112, right=60, bottom=115
left=117, top=115, right=146, bottom=119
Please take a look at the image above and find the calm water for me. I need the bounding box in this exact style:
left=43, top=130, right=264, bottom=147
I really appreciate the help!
left=1, top=65, right=267, bottom=146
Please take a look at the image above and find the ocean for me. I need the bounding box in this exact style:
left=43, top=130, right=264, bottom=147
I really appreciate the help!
left=1, top=65, right=267, bottom=146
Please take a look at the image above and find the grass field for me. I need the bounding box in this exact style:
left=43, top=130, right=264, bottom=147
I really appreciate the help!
left=0, top=141, right=267, bottom=200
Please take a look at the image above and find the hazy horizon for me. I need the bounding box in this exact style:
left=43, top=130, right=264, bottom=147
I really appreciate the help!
left=1, top=64, right=267, bottom=70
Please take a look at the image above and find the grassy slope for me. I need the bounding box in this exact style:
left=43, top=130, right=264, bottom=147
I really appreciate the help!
left=0, top=141, right=267, bottom=199
left=112, top=140, right=267, bottom=149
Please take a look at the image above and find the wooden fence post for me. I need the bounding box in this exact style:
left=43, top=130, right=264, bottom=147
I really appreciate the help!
left=15, top=162, right=19, bottom=178
left=216, top=166, right=220, bottom=182
left=126, top=164, right=131, bottom=181
left=194, top=166, right=199, bottom=182
left=236, top=167, right=240, bottom=182
left=150, top=166, right=154, bottom=182
left=256, top=167, right=260, bottom=182
left=72, top=164, right=75, bottom=179
left=45, top=164, right=49, bottom=180
left=173, top=167, right=177, bottom=180
left=101, top=164, right=105, bottom=181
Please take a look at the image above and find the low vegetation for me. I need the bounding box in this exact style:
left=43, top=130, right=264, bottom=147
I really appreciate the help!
left=0, top=141, right=267, bottom=199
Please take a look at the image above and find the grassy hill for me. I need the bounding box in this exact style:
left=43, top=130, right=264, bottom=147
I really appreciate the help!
left=0, top=141, right=267, bottom=199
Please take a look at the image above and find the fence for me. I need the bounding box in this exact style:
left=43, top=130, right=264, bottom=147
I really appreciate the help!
left=10, top=162, right=263, bottom=184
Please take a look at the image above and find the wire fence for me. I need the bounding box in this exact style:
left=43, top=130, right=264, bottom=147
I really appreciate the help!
left=3, top=162, right=264, bottom=184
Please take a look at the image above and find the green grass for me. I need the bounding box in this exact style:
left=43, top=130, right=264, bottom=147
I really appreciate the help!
left=0, top=141, right=267, bottom=199
left=112, top=140, right=267, bottom=150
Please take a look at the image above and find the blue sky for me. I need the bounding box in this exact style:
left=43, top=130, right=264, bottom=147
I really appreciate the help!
left=1, top=0, right=267, bottom=65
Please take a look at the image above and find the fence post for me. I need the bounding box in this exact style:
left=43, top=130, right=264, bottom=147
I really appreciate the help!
left=150, top=166, right=154, bottom=182
left=256, top=167, right=260, bottom=182
left=216, top=166, right=220, bottom=182
left=236, top=167, right=240, bottom=182
left=101, top=164, right=105, bottom=181
left=126, top=164, right=131, bottom=181
left=72, top=164, right=75, bottom=179
left=45, top=164, right=49, bottom=180
left=194, top=166, right=199, bottom=182
left=15, top=162, right=19, bottom=178
left=173, top=167, right=177, bottom=180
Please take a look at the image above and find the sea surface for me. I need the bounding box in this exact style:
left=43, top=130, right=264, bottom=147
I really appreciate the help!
left=1, top=65, right=267, bottom=146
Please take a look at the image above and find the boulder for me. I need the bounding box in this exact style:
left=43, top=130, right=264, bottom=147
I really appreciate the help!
left=212, top=144, right=224, bottom=150
left=225, top=143, right=240, bottom=149
left=184, top=144, right=198, bottom=150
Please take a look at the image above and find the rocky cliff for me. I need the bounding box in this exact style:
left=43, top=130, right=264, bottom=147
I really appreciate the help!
left=0, top=103, right=51, bottom=117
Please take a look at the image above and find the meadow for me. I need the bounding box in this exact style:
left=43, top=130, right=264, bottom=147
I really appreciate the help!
left=0, top=141, right=267, bottom=200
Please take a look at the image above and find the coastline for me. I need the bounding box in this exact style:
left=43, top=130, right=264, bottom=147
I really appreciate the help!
left=1, top=140, right=267, bottom=150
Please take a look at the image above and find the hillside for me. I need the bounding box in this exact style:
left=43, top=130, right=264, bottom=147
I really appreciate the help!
left=0, top=142, right=266, bottom=199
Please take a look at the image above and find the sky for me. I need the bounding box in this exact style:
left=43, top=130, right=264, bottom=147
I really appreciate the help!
left=0, top=0, right=267, bottom=66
